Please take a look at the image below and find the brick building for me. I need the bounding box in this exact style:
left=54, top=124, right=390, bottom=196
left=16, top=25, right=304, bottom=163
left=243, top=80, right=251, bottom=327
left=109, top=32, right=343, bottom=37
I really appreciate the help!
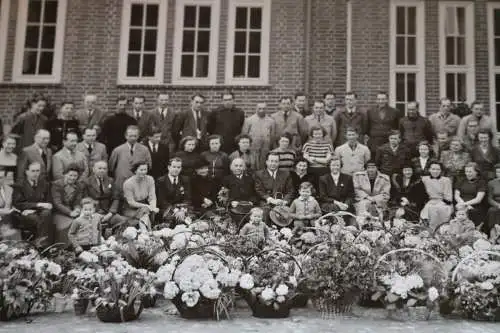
left=0, top=0, right=499, bottom=130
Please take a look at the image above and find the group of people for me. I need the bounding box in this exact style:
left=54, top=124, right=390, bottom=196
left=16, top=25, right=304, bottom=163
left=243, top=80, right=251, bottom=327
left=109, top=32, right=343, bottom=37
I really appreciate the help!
left=0, top=90, right=499, bottom=251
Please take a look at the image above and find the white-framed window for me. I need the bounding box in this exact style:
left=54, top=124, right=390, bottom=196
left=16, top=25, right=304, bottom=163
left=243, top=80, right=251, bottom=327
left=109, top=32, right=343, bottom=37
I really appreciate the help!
left=118, top=0, right=167, bottom=85
left=0, top=0, right=10, bottom=82
left=12, top=0, right=67, bottom=84
left=224, top=0, right=271, bottom=85
left=389, top=0, right=425, bottom=116
left=172, top=0, right=220, bottom=85
left=488, top=3, right=500, bottom=131
left=439, top=1, right=475, bottom=105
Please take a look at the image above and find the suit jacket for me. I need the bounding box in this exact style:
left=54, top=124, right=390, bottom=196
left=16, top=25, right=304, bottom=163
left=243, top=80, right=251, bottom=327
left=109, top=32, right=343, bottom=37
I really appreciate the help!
left=173, top=109, right=209, bottom=147
left=191, top=175, right=218, bottom=209
left=254, top=169, right=294, bottom=204
left=52, top=148, right=89, bottom=180
left=76, top=141, right=108, bottom=169
left=11, top=112, right=48, bottom=149
left=318, top=173, right=354, bottom=206
left=352, top=171, right=391, bottom=203
left=76, top=108, right=106, bottom=132
left=222, top=174, right=258, bottom=204
left=17, top=144, right=52, bottom=182
left=333, top=107, right=369, bottom=146
left=390, top=175, right=428, bottom=211
left=411, top=157, right=434, bottom=177
left=81, top=174, right=120, bottom=214
left=470, top=145, right=500, bottom=180
left=150, top=107, right=177, bottom=153
left=108, top=142, right=152, bottom=187
left=375, top=143, right=411, bottom=176
left=156, top=175, right=191, bottom=210
left=12, top=178, right=51, bottom=210
left=366, top=105, right=401, bottom=149
left=144, top=140, right=170, bottom=179
left=128, top=109, right=157, bottom=140
left=51, top=179, right=83, bottom=216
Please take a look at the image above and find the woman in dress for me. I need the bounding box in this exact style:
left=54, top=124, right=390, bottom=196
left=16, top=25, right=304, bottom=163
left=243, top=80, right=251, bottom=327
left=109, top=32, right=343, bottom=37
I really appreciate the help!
left=0, top=135, right=18, bottom=185
left=390, top=164, right=428, bottom=219
left=52, top=166, right=83, bottom=245
left=420, top=161, right=453, bottom=231
left=271, top=133, right=297, bottom=172
left=454, top=162, right=486, bottom=227
left=486, top=163, right=500, bottom=235
left=122, top=162, right=159, bottom=230
left=440, top=136, right=471, bottom=183
left=174, top=136, right=200, bottom=178
left=289, top=158, right=316, bottom=197
left=228, top=134, right=259, bottom=174
left=201, top=134, right=229, bottom=182
left=469, top=129, right=500, bottom=181
left=411, top=141, right=434, bottom=177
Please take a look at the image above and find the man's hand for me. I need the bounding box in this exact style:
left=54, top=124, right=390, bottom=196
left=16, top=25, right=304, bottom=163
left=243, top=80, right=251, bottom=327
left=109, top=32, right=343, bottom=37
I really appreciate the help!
left=102, top=213, right=113, bottom=222
left=37, top=203, right=52, bottom=210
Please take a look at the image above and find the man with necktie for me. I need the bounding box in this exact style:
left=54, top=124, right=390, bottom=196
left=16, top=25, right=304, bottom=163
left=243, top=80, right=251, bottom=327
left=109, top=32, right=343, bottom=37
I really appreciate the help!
left=173, top=93, right=209, bottom=150
left=152, top=93, right=177, bottom=154
left=75, top=94, right=105, bottom=134
left=17, top=129, right=53, bottom=182
left=76, top=127, right=108, bottom=170
left=333, top=91, right=369, bottom=147
left=128, top=95, right=156, bottom=141
left=52, top=131, right=89, bottom=180
left=144, top=126, right=169, bottom=179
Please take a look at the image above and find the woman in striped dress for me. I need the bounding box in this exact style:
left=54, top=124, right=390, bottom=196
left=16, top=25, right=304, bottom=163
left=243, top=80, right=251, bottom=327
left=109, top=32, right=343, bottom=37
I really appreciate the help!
left=271, top=133, right=296, bottom=172
left=302, top=126, right=333, bottom=180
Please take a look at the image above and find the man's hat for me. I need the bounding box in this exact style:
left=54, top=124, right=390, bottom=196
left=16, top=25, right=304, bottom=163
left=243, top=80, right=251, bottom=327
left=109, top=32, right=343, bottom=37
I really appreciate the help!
left=229, top=201, right=254, bottom=215
left=269, top=206, right=292, bottom=227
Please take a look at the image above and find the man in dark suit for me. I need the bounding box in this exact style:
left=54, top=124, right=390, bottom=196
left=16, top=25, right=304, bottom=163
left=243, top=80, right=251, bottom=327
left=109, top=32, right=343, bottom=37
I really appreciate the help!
left=318, top=157, right=355, bottom=214
left=145, top=126, right=169, bottom=179
left=11, top=95, right=48, bottom=150
left=76, top=127, right=108, bottom=170
left=254, top=152, right=294, bottom=206
left=17, top=129, right=52, bottom=182
left=129, top=95, right=157, bottom=141
left=99, top=96, right=138, bottom=155
left=222, top=157, right=258, bottom=204
left=334, top=91, right=369, bottom=147
left=375, top=130, right=411, bottom=177
left=12, top=161, right=53, bottom=247
left=156, top=157, right=192, bottom=216
left=366, top=91, right=402, bottom=153
left=151, top=93, right=177, bottom=154
left=81, top=160, right=129, bottom=230
left=75, top=94, right=106, bottom=134
left=173, top=94, right=209, bottom=149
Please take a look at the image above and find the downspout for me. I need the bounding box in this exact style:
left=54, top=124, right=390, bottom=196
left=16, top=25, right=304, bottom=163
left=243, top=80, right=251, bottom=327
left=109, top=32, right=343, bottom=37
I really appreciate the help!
left=304, top=0, right=313, bottom=97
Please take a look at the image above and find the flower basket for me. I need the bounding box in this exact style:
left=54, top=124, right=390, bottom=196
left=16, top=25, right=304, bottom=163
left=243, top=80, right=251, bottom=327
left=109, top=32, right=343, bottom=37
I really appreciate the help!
left=141, top=294, right=157, bottom=308
left=95, top=300, right=143, bottom=323
left=312, top=289, right=360, bottom=315
left=73, top=298, right=89, bottom=315
left=171, top=294, right=218, bottom=319
left=241, top=290, right=291, bottom=318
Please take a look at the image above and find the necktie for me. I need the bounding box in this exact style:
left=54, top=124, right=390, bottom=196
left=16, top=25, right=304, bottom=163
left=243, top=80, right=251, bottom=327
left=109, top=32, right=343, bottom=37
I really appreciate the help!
left=173, top=177, right=177, bottom=186
left=88, top=144, right=93, bottom=155
left=99, top=177, right=105, bottom=195
left=161, top=109, right=166, bottom=120
left=32, top=180, right=37, bottom=188
left=135, top=112, right=140, bottom=120
left=130, top=144, right=134, bottom=156
left=196, top=111, right=201, bottom=130
left=317, top=115, right=321, bottom=123
left=41, top=150, right=47, bottom=166
left=284, top=112, right=288, bottom=122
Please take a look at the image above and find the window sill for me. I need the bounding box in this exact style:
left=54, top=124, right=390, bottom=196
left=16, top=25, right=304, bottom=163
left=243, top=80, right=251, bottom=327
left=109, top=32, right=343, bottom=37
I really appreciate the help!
left=0, top=81, right=63, bottom=87
left=116, top=84, right=273, bottom=89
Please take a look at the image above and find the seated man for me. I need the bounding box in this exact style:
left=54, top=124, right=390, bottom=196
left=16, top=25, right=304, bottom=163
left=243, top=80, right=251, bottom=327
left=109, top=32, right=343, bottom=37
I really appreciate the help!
left=0, top=168, right=15, bottom=231
left=352, top=160, right=390, bottom=219
left=12, top=161, right=53, bottom=246
left=156, top=157, right=191, bottom=223
left=81, top=160, right=130, bottom=234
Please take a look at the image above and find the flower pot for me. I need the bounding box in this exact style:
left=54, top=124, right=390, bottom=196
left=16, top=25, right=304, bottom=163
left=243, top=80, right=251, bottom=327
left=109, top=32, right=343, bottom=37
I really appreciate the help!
left=171, top=295, right=218, bottom=319
left=313, top=293, right=358, bottom=315
left=290, top=294, right=309, bottom=308
left=141, top=294, right=157, bottom=308
left=241, top=291, right=291, bottom=318
left=73, top=298, right=89, bottom=315
left=0, top=306, right=20, bottom=322
left=53, top=294, right=69, bottom=313
left=95, top=300, right=143, bottom=323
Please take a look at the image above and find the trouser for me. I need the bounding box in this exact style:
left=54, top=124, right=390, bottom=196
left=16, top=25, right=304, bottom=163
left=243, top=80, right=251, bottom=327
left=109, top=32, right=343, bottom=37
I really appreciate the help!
left=14, top=209, right=53, bottom=247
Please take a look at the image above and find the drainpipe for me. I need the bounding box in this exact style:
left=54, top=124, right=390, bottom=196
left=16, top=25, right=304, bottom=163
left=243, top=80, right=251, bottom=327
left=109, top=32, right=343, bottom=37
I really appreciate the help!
left=304, top=0, right=313, bottom=97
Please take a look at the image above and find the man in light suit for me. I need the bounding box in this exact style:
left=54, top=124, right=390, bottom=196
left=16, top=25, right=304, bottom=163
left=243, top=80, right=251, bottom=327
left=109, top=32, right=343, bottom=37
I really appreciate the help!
left=75, top=94, right=106, bottom=133
left=17, top=129, right=52, bottom=182
left=151, top=93, right=177, bottom=154
left=52, top=132, right=89, bottom=180
left=352, top=160, right=391, bottom=217
left=254, top=152, right=294, bottom=206
left=129, top=95, right=157, bottom=141
left=109, top=125, right=152, bottom=188
left=76, top=127, right=108, bottom=170
left=173, top=94, right=209, bottom=149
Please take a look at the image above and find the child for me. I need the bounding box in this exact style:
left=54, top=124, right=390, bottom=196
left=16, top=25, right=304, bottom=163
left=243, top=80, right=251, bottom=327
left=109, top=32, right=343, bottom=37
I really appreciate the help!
left=441, top=205, right=476, bottom=246
left=239, top=207, right=269, bottom=248
left=289, top=182, right=322, bottom=231
left=302, top=126, right=333, bottom=179
left=68, top=197, right=104, bottom=253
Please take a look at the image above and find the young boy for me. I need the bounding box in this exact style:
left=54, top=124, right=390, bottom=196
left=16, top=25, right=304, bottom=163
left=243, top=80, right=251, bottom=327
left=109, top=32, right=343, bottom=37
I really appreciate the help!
left=239, top=207, right=269, bottom=248
left=289, top=182, right=322, bottom=231
left=441, top=205, right=476, bottom=246
left=68, top=197, right=104, bottom=253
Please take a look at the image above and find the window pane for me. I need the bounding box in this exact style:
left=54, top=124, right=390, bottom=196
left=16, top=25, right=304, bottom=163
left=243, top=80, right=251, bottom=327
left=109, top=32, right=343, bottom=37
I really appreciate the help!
left=127, top=54, right=140, bottom=76
left=144, top=29, right=157, bottom=51
left=407, top=6, right=416, bottom=35
left=496, top=74, right=500, bottom=129
left=38, top=51, right=53, bottom=74
left=446, top=73, right=456, bottom=101
left=28, top=0, right=42, bottom=23
left=181, top=54, right=194, bottom=76
left=457, top=73, right=466, bottom=101
left=496, top=39, right=500, bottom=67
left=396, top=6, right=405, bottom=35
left=25, top=26, right=40, bottom=48
left=234, top=31, right=246, bottom=53
left=233, top=55, right=245, bottom=77
left=146, top=4, right=158, bottom=27
left=128, top=29, right=142, bottom=51
left=130, top=4, right=144, bottom=26
left=142, top=54, right=155, bottom=76
left=235, top=7, right=247, bottom=28
left=248, top=56, right=260, bottom=78
left=197, top=30, right=210, bottom=52
left=396, top=73, right=405, bottom=102
left=184, top=6, right=196, bottom=28
left=182, top=30, right=195, bottom=52
left=396, top=36, right=405, bottom=65
left=495, top=9, right=500, bottom=36
left=41, top=26, right=55, bottom=49
left=44, top=1, right=58, bottom=23
left=456, top=36, right=465, bottom=65
left=195, top=55, right=209, bottom=77
left=249, top=31, right=261, bottom=53
left=407, top=37, right=416, bottom=65
left=198, top=6, right=211, bottom=28
left=407, top=73, right=416, bottom=101
left=445, top=37, right=455, bottom=65
left=457, top=7, right=465, bottom=35
left=445, top=7, right=456, bottom=35
left=22, top=51, right=38, bottom=74
left=250, top=7, right=262, bottom=29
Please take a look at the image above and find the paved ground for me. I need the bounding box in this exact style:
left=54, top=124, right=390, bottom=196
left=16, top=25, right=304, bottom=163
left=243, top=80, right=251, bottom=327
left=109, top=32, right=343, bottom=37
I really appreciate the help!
left=1, top=305, right=498, bottom=333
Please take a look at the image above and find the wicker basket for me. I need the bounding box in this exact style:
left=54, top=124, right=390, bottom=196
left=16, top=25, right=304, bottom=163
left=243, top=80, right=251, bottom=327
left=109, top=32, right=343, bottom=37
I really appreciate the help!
left=95, top=300, right=143, bottom=323
left=171, top=294, right=218, bottom=319
left=241, top=291, right=291, bottom=318
left=73, top=298, right=89, bottom=315
left=312, top=291, right=359, bottom=315
left=141, top=294, right=157, bottom=308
